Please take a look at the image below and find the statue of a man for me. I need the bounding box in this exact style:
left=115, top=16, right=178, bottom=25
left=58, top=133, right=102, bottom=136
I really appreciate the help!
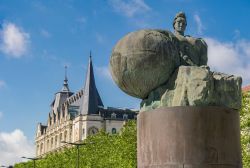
left=173, top=12, right=208, bottom=66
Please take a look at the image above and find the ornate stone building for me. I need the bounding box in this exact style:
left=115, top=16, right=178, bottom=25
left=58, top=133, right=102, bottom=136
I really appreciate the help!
left=35, top=56, right=137, bottom=157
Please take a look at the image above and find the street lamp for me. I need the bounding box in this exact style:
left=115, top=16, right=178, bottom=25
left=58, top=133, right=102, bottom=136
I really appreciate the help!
left=21, top=156, right=39, bottom=168
left=61, top=141, right=94, bottom=168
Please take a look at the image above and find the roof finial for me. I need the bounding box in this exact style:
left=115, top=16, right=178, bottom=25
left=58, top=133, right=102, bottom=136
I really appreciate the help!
left=90, top=50, right=92, bottom=58
left=61, top=65, right=70, bottom=92
left=64, top=65, right=68, bottom=81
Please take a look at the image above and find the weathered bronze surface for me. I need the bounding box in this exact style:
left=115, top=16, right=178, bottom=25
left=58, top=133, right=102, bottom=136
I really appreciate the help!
left=109, top=12, right=242, bottom=111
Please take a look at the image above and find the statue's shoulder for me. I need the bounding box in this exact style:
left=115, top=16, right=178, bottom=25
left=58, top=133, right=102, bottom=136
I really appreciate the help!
left=196, top=38, right=207, bottom=48
left=185, top=35, right=198, bottom=45
left=188, top=36, right=207, bottom=47
left=185, top=35, right=205, bottom=43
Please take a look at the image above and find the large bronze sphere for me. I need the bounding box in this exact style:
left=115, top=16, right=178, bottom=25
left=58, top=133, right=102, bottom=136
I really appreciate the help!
left=110, top=29, right=180, bottom=99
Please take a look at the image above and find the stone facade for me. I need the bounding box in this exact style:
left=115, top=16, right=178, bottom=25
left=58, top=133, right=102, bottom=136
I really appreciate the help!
left=35, top=56, right=137, bottom=157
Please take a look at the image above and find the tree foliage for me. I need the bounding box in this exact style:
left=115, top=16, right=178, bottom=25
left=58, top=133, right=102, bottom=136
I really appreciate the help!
left=241, top=91, right=250, bottom=167
left=14, top=120, right=136, bottom=168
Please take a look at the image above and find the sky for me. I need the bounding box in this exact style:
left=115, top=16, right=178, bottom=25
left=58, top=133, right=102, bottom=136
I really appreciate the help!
left=0, top=0, right=250, bottom=166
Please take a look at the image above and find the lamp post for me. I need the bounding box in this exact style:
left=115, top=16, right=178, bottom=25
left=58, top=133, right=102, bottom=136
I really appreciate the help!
left=21, top=156, right=39, bottom=168
left=1, top=166, right=13, bottom=168
left=61, top=141, right=93, bottom=168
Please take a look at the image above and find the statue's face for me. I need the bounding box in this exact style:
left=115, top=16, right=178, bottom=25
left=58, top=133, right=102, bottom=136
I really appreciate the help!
left=174, top=17, right=186, bottom=34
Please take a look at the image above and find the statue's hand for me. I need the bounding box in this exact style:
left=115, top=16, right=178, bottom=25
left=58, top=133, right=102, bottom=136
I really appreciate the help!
left=200, top=65, right=210, bottom=70
left=183, top=55, right=188, bottom=60
left=182, top=55, right=196, bottom=66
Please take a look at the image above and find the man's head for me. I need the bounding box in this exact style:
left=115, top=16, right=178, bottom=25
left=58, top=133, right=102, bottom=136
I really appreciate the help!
left=173, top=12, right=187, bottom=35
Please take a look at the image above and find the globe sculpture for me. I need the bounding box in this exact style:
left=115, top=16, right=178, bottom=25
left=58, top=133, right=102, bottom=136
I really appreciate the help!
left=110, top=29, right=180, bottom=99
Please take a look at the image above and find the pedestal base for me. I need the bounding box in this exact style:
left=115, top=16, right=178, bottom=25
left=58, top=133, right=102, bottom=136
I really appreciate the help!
left=137, top=106, right=242, bottom=168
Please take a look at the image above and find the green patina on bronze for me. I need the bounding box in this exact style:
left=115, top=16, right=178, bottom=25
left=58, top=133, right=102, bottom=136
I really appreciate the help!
left=109, top=12, right=242, bottom=111
left=141, top=66, right=242, bottom=111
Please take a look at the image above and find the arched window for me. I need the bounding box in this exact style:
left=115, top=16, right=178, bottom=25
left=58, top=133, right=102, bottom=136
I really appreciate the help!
left=69, top=130, right=72, bottom=141
left=51, top=137, right=54, bottom=149
left=37, top=145, right=39, bottom=155
left=55, top=135, right=58, bottom=148
left=47, top=140, right=50, bottom=151
left=60, top=133, right=62, bottom=142
left=123, top=114, right=128, bottom=120
left=112, top=128, right=117, bottom=134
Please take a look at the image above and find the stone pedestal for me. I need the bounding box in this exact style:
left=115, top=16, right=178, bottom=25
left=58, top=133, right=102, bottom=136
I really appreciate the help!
left=137, top=106, right=242, bottom=168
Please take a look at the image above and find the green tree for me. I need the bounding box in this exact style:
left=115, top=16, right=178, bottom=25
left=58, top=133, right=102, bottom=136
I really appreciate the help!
left=241, top=91, right=250, bottom=167
left=14, top=120, right=137, bottom=168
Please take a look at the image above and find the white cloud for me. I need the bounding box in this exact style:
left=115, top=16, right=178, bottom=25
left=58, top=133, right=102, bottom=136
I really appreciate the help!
left=0, top=22, right=30, bottom=58
left=0, top=129, right=35, bottom=166
left=109, top=0, right=151, bottom=18
left=0, top=80, right=6, bottom=89
left=95, top=66, right=112, bottom=81
left=194, top=14, right=205, bottom=35
left=40, top=29, right=51, bottom=38
left=206, top=37, right=250, bottom=85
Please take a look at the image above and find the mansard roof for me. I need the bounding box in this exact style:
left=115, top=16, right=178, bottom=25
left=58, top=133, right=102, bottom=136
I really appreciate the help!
left=50, top=67, right=73, bottom=107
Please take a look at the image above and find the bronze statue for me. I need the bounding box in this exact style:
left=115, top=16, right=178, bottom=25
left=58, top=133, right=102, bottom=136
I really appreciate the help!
left=109, top=11, right=242, bottom=111
left=109, top=11, right=243, bottom=168
left=173, top=12, right=207, bottom=66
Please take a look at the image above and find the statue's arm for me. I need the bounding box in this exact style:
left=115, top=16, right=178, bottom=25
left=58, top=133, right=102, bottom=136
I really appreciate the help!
left=197, top=38, right=208, bottom=65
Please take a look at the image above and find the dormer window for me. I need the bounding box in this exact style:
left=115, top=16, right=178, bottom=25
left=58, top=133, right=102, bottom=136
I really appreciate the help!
left=111, top=112, right=116, bottom=119
left=123, top=114, right=128, bottom=120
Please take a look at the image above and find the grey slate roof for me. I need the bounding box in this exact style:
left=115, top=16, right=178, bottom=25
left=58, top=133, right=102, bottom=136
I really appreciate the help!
left=79, top=56, right=104, bottom=115
left=50, top=68, right=73, bottom=117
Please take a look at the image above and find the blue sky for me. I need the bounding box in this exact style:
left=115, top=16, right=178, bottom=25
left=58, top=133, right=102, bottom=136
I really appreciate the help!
left=0, top=0, right=250, bottom=165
